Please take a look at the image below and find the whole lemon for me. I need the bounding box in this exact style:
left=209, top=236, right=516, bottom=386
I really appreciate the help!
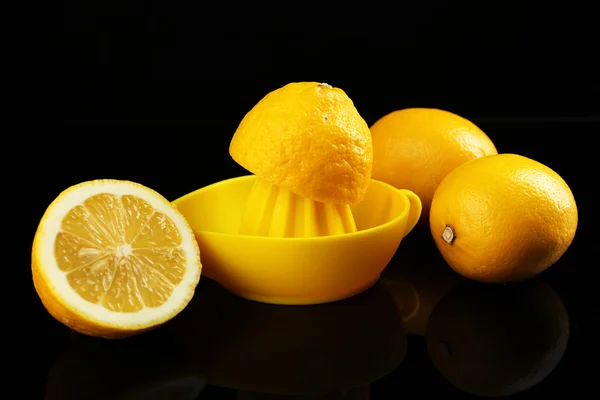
left=430, top=153, right=578, bottom=283
left=370, top=108, right=497, bottom=224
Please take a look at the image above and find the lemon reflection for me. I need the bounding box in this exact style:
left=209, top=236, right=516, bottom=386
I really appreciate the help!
left=166, top=279, right=406, bottom=397
left=380, top=230, right=464, bottom=335
left=45, top=328, right=206, bottom=400
left=426, top=279, right=569, bottom=397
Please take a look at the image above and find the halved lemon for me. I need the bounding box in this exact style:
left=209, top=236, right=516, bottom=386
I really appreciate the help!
left=32, top=180, right=202, bottom=339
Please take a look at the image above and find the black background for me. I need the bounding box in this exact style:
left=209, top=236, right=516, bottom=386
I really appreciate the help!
left=10, top=1, right=599, bottom=398
left=15, top=2, right=599, bottom=123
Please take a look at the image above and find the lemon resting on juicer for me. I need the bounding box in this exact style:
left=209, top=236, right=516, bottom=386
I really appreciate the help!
left=229, top=82, right=373, bottom=238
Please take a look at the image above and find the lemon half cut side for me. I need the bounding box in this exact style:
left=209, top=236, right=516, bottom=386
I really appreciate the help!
left=32, top=180, right=202, bottom=339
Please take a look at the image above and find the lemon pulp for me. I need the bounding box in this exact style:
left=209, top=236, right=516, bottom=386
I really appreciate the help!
left=239, top=177, right=357, bottom=237
left=54, top=193, right=187, bottom=313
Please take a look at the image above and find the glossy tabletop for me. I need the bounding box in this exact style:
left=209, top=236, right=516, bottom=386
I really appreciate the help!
left=27, top=224, right=590, bottom=399
left=21, top=121, right=594, bottom=399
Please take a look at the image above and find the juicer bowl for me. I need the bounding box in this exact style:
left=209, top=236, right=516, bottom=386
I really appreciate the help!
left=173, top=175, right=421, bottom=305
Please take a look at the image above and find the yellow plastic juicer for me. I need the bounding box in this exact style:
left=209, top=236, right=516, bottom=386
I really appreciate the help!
left=239, top=177, right=358, bottom=238
left=173, top=82, right=421, bottom=305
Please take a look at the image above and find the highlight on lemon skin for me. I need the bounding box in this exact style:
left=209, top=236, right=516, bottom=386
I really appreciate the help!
left=229, top=82, right=373, bottom=238
left=31, top=179, right=202, bottom=339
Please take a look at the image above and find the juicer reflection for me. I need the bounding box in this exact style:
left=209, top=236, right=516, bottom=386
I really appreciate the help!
left=426, top=279, right=569, bottom=397
left=378, top=229, right=464, bottom=335
left=44, top=329, right=205, bottom=400
left=166, top=279, right=406, bottom=397
left=237, top=385, right=371, bottom=400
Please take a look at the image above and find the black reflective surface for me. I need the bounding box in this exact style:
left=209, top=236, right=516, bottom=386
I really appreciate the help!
left=27, top=224, right=590, bottom=399
left=21, top=121, right=594, bottom=399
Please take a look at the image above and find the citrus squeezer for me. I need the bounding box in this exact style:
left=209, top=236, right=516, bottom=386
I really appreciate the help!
left=173, top=175, right=420, bottom=305
left=173, top=82, right=422, bottom=305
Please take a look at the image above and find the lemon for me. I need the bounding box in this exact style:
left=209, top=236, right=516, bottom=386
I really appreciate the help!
left=430, top=154, right=577, bottom=283
left=230, top=82, right=372, bottom=205
left=32, top=179, right=202, bottom=338
left=370, top=108, right=497, bottom=224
